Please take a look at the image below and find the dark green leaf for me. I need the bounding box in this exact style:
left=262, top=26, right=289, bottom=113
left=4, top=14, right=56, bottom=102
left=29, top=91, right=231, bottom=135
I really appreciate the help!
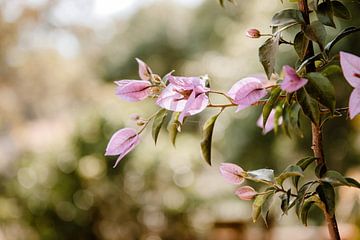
left=324, top=27, right=360, bottom=54
left=304, top=21, right=327, bottom=50
left=200, top=111, right=222, bottom=165
left=321, top=170, right=350, bottom=186
left=332, top=1, right=351, bottom=20
left=345, top=177, right=360, bottom=188
left=316, top=1, right=335, bottom=28
left=294, top=31, right=309, bottom=60
left=167, top=112, right=181, bottom=146
left=259, top=35, right=280, bottom=79
left=152, top=109, right=168, bottom=144
left=252, top=191, right=274, bottom=223
left=316, top=182, right=335, bottom=215
left=283, top=102, right=302, bottom=137
left=305, top=72, right=336, bottom=113
left=280, top=190, right=291, bottom=215
left=321, top=64, right=342, bottom=77
left=297, top=88, right=320, bottom=125
left=295, top=182, right=315, bottom=217
left=276, top=165, right=304, bottom=186
left=301, top=198, right=315, bottom=226
left=263, top=87, right=282, bottom=127
left=293, top=157, right=317, bottom=187
left=315, top=163, right=327, bottom=178
left=271, top=9, right=305, bottom=26
left=248, top=169, right=275, bottom=183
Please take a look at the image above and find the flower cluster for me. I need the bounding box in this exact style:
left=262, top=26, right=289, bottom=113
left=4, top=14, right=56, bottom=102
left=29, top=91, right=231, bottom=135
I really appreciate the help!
left=105, top=51, right=360, bottom=167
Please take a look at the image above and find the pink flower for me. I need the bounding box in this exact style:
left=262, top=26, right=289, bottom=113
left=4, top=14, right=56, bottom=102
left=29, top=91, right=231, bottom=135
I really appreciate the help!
left=228, top=77, right=267, bottom=112
left=115, top=80, right=152, bottom=102
left=340, top=51, right=360, bottom=119
left=256, top=109, right=283, bottom=134
left=235, top=186, right=257, bottom=200
left=136, top=58, right=153, bottom=81
left=219, top=163, right=245, bottom=185
left=156, top=75, right=209, bottom=123
left=115, top=58, right=153, bottom=102
left=105, top=128, right=140, bottom=168
left=280, top=65, right=308, bottom=93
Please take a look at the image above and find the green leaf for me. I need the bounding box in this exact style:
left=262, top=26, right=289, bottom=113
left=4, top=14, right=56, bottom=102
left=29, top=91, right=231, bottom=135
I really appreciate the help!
left=280, top=190, right=291, bottom=215
left=316, top=182, right=335, bottom=215
left=315, top=163, right=327, bottom=178
left=321, top=64, right=342, bottom=77
left=283, top=102, right=302, bottom=137
left=301, top=198, right=315, bottom=226
left=324, top=27, right=360, bottom=54
left=297, top=88, right=320, bottom=125
left=263, top=87, right=282, bottom=127
left=261, top=193, right=274, bottom=225
left=271, top=9, right=305, bottom=26
left=304, top=21, right=327, bottom=50
left=167, top=112, right=181, bottom=146
left=276, top=165, right=304, bottom=186
left=200, top=111, right=222, bottom=165
left=252, top=191, right=274, bottom=223
left=152, top=109, right=168, bottom=145
left=274, top=105, right=283, bottom=133
left=316, top=1, right=335, bottom=28
left=305, top=72, right=336, bottom=113
left=332, top=1, right=351, bottom=20
left=259, top=35, right=280, bottom=79
left=295, top=181, right=316, bottom=217
left=294, top=31, right=309, bottom=60
left=321, top=170, right=350, bottom=186
left=247, top=169, right=275, bottom=183
left=293, top=157, right=317, bottom=187
left=345, top=177, right=360, bottom=188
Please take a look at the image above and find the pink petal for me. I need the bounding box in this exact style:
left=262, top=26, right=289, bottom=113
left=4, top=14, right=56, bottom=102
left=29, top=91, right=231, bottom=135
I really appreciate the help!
left=281, top=65, right=308, bottom=93
left=178, top=92, right=209, bottom=123
left=228, top=78, right=267, bottom=111
left=136, top=58, right=153, bottom=81
left=156, top=84, right=187, bottom=112
left=168, top=75, right=206, bottom=90
left=219, top=163, right=245, bottom=185
left=256, top=109, right=283, bottom=134
left=340, top=52, right=360, bottom=88
left=349, top=88, right=360, bottom=119
left=116, top=80, right=151, bottom=102
left=235, top=186, right=257, bottom=200
left=105, top=128, right=138, bottom=156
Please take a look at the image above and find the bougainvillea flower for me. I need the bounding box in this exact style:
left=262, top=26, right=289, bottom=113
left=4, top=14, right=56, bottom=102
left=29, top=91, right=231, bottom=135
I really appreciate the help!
left=136, top=58, right=153, bottom=81
left=256, top=109, right=283, bottom=134
left=219, top=163, right=245, bottom=185
left=156, top=75, right=209, bottom=123
left=228, top=77, right=267, bottom=112
left=235, top=186, right=257, bottom=200
left=280, top=65, right=308, bottom=93
left=115, top=80, right=152, bottom=102
left=340, top=51, right=360, bottom=119
left=105, top=128, right=140, bottom=168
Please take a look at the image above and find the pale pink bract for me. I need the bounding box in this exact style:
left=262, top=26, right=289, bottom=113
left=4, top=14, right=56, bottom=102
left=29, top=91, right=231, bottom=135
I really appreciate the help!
left=156, top=75, right=209, bottom=123
left=235, top=186, right=257, bottom=200
left=340, top=51, right=360, bottom=119
left=280, top=65, right=308, bottom=93
left=136, top=58, right=153, bottom=81
left=256, top=109, right=283, bottom=134
left=227, top=77, right=267, bottom=112
left=105, top=128, right=140, bottom=168
left=219, top=163, right=245, bottom=185
left=115, top=80, right=151, bottom=102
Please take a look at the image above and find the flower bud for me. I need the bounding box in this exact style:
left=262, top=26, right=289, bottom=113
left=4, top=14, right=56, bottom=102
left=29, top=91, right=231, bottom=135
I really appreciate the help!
left=246, top=29, right=261, bottom=39
left=136, top=119, right=147, bottom=126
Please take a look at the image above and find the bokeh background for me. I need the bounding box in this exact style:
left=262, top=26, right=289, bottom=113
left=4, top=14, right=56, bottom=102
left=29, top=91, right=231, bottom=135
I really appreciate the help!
left=0, top=0, right=359, bottom=239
